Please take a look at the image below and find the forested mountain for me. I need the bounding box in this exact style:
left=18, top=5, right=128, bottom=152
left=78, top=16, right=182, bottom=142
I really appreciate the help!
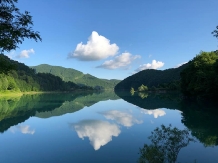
left=115, top=50, right=218, bottom=99
left=0, top=55, right=87, bottom=92
left=180, top=51, right=218, bottom=99
left=115, top=63, right=188, bottom=91
left=32, top=64, right=120, bottom=89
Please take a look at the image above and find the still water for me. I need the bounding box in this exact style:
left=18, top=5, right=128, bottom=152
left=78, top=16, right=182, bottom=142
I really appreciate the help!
left=0, top=91, right=217, bottom=163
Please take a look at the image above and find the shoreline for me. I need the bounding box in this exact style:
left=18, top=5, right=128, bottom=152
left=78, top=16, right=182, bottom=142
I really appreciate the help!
left=0, top=89, right=111, bottom=98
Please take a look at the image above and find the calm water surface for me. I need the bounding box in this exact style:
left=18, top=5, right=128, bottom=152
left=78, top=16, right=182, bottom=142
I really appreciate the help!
left=0, top=91, right=217, bottom=163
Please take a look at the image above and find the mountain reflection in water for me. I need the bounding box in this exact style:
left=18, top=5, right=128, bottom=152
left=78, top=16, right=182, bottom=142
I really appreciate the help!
left=0, top=91, right=218, bottom=162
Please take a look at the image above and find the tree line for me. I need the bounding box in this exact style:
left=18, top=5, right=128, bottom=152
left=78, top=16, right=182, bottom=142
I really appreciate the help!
left=0, top=55, right=93, bottom=92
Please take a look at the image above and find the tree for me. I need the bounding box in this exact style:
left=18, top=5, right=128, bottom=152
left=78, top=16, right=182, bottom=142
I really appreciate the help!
left=0, top=0, right=41, bottom=53
left=180, top=51, right=218, bottom=98
left=138, top=84, right=148, bottom=92
left=138, top=124, right=195, bottom=163
left=212, top=26, right=218, bottom=39
left=130, top=87, right=135, bottom=95
left=0, top=54, right=16, bottom=74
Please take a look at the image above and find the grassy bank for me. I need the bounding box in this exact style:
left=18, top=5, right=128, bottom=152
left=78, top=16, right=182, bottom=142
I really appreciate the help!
left=0, top=90, right=46, bottom=98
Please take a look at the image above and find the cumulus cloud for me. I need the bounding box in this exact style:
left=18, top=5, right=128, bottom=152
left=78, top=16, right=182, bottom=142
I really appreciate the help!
left=97, top=52, right=141, bottom=69
left=16, top=49, right=35, bottom=58
left=174, top=62, right=187, bottom=68
left=68, top=31, right=119, bottom=61
left=100, top=110, right=142, bottom=127
left=140, top=109, right=166, bottom=118
left=70, top=120, right=120, bottom=150
left=135, top=60, right=164, bottom=72
left=10, top=125, right=35, bottom=134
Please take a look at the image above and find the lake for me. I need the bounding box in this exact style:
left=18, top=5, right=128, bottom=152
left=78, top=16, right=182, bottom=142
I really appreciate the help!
left=0, top=91, right=217, bottom=163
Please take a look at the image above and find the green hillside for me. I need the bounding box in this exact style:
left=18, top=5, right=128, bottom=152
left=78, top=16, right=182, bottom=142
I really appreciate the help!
left=32, top=64, right=120, bottom=89
left=115, top=63, right=188, bottom=91
left=0, top=55, right=85, bottom=92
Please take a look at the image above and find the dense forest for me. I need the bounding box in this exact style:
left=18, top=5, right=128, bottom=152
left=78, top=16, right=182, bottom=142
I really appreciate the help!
left=115, top=50, right=218, bottom=100
left=0, top=55, right=92, bottom=92
left=115, top=61, right=188, bottom=91
left=180, top=51, right=218, bottom=99
left=32, top=64, right=120, bottom=90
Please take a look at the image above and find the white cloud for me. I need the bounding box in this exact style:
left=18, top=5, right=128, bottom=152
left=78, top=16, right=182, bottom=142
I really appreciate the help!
left=10, top=125, right=35, bottom=134
left=135, top=60, right=164, bottom=72
left=70, top=120, right=120, bottom=150
left=100, top=110, right=142, bottom=127
left=174, top=62, right=187, bottom=68
left=97, top=52, right=141, bottom=69
left=16, top=49, right=35, bottom=58
left=68, top=31, right=119, bottom=61
left=140, top=109, right=166, bottom=118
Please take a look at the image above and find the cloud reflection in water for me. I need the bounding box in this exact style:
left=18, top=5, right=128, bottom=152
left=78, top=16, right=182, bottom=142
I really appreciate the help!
left=140, top=109, right=166, bottom=118
left=70, top=120, right=120, bottom=150
left=10, top=125, right=35, bottom=135
left=100, top=110, right=142, bottom=127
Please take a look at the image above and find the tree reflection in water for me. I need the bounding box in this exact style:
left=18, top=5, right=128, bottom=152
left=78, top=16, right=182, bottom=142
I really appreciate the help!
left=138, top=124, right=195, bottom=163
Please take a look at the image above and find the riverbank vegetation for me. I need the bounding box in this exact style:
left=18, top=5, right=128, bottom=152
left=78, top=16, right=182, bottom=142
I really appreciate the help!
left=180, top=51, right=218, bottom=99
left=0, top=55, right=93, bottom=94
left=115, top=50, right=218, bottom=100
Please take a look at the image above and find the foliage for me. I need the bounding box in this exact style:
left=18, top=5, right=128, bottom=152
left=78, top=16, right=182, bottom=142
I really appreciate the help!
left=180, top=51, right=218, bottom=99
left=138, top=124, right=194, bottom=163
left=0, top=55, right=91, bottom=92
left=130, top=87, right=135, bottom=95
left=212, top=25, right=218, bottom=39
left=0, top=0, right=41, bottom=52
left=138, top=84, right=148, bottom=92
left=115, top=63, right=188, bottom=91
left=0, top=55, right=16, bottom=74
left=32, top=64, right=120, bottom=90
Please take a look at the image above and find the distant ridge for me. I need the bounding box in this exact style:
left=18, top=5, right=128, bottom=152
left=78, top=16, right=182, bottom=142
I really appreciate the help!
left=31, top=64, right=120, bottom=89
left=115, top=63, right=188, bottom=91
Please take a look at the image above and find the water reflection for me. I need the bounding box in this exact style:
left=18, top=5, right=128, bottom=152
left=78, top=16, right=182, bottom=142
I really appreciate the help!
left=10, top=125, right=35, bottom=135
left=100, top=110, right=142, bottom=127
left=138, top=124, right=195, bottom=163
left=69, top=120, right=120, bottom=150
left=115, top=91, right=180, bottom=109
left=180, top=100, right=218, bottom=147
left=138, top=92, right=148, bottom=99
left=0, top=91, right=120, bottom=133
left=116, top=91, right=218, bottom=147
left=139, top=108, right=166, bottom=118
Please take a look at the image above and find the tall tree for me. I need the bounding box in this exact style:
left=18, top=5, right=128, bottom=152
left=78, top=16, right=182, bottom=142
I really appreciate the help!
left=0, top=0, right=41, bottom=53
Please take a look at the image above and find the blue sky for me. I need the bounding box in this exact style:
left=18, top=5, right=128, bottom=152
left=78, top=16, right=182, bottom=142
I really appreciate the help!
left=6, top=0, right=218, bottom=80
